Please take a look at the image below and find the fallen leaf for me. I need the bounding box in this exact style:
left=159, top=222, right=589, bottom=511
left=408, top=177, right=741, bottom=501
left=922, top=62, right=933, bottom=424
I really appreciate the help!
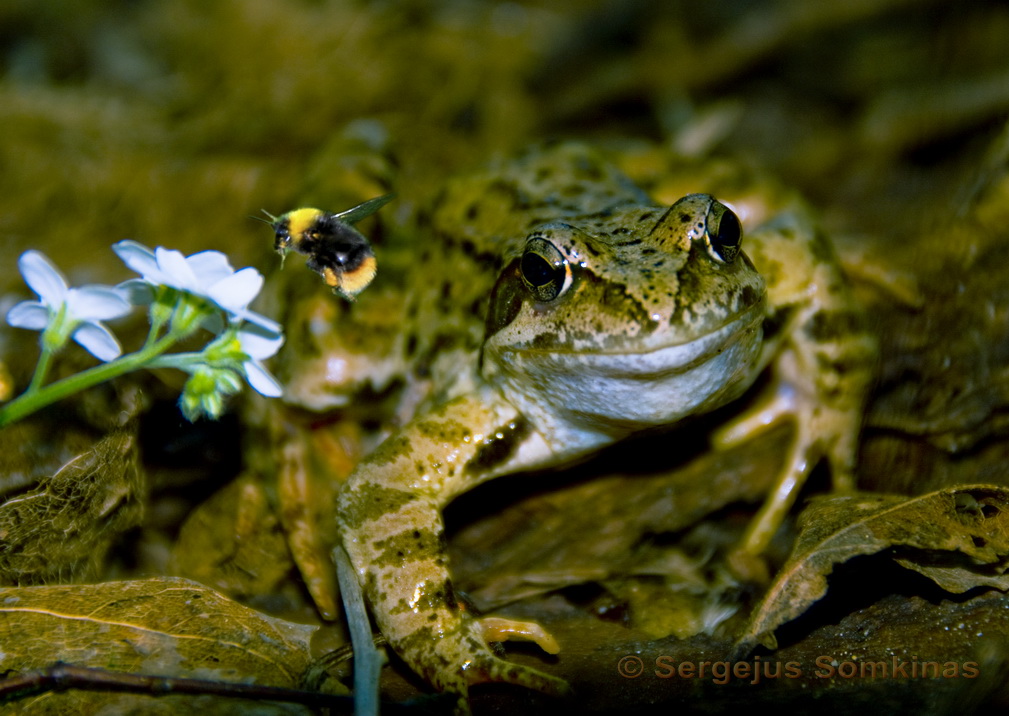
left=893, top=554, right=1009, bottom=594
left=450, top=423, right=787, bottom=609
left=0, top=429, right=143, bottom=584
left=736, top=484, right=1009, bottom=653
left=169, top=475, right=294, bottom=599
left=0, top=577, right=317, bottom=683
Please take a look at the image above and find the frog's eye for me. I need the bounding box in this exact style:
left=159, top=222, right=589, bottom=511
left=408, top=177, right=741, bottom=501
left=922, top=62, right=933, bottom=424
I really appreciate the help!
left=520, top=237, right=572, bottom=301
left=704, top=201, right=742, bottom=264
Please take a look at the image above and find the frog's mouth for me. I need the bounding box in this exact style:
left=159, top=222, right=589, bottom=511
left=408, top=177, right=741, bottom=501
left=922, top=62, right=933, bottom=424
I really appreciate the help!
left=574, top=301, right=765, bottom=378
left=495, top=301, right=766, bottom=430
left=504, top=299, right=765, bottom=373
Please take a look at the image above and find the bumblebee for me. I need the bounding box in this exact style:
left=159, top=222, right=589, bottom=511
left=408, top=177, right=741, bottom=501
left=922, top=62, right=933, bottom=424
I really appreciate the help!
left=262, top=193, right=394, bottom=300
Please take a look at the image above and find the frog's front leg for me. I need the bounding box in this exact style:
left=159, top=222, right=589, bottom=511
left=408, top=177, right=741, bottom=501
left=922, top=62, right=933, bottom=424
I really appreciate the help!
left=336, top=391, right=569, bottom=710
left=716, top=212, right=878, bottom=559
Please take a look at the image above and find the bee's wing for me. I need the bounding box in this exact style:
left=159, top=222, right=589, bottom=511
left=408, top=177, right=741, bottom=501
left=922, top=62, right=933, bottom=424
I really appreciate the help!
left=333, top=193, right=395, bottom=224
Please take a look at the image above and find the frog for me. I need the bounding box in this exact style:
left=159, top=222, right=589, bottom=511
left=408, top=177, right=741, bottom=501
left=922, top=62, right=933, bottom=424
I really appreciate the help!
left=303, top=142, right=877, bottom=711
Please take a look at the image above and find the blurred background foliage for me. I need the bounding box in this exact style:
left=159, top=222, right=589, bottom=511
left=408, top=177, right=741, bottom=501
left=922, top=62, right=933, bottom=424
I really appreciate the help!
left=2, top=0, right=1008, bottom=273
left=4, top=0, right=1009, bottom=479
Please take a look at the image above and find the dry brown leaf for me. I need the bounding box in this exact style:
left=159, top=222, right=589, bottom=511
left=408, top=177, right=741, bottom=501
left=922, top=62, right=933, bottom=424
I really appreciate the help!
left=451, top=424, right=786, bottom=610
left=736, top=484, right=1009, bottom=653
left=0, top=577, right=317, bottom=685
left=0, top=429, right=143, bottom=584
left=2, top=686, right=316, bottom=716
left=170, top=475, right=294, bottom=599
left=894, top=554, right=1009, bottom=593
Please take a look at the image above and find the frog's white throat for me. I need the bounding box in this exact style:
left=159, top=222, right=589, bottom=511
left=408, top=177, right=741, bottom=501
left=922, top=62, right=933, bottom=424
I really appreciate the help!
left=485, top=304, right=765, bottom=453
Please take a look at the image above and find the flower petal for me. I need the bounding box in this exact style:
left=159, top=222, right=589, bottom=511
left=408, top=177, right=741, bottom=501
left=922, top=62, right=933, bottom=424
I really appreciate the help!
left=67, top=286, right=132, bottom=321
left=116, top=279, right=156, bottom=305
left=114, top=240, right=282, bottom=333
left=186, top=250, right=235, bottom=286
left=206, top=268, right=263, bottom=311
left=6, top=301, right=50, bottom=330
left=155, top=247, right=199, bottom=291
left=72, top=322, right=123, bottom=361
left=19, top=251, right=68, bottom=306
left=230, top=307, right=282, bottom=335
left=238, top=324, right=285, bottom=359
left=113, top=240, right=160, bottom=278
left=244, top=360, right=283, bottom=397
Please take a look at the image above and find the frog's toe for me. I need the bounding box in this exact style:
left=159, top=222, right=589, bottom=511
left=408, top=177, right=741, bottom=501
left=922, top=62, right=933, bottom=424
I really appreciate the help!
left=443, top=659, right=570, bottom=716
left=465, top=652, right=571, bottom=696
left=446, top=618, right=570, bottom=705
left=479, top=616, right=561, bottom=654
left=433, top=640, right=569, bottom=715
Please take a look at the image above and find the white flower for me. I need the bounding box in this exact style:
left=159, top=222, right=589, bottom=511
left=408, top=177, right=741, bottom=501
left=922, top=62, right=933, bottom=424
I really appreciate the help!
left=6, top=250, right=131, bottom=361
left=112, top=240, right=281, bottom=334
left=236, top=324, right=284, bottom=397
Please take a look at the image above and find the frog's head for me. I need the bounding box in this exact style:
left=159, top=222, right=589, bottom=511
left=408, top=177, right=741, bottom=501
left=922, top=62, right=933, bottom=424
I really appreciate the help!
left=481, top=194, right=766, bottom=447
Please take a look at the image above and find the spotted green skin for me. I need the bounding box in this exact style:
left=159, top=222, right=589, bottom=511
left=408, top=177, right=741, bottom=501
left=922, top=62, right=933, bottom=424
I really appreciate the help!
left=330, top=143, right=875, bottom=710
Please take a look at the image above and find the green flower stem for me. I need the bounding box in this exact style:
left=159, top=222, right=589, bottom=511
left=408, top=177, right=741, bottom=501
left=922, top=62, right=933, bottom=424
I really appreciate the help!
left=148, top=354, right=244, bottom=373
left=145, top=308, right=170, bottom=349
left=143, top=291, right=203, bottom=349
left=27, top=304, right=71, bottom=392
left=146, top=352, right=205, bottom=370
left=0, top=331, right=180, bottom=428
left=26, top=346, right=55, bottom=393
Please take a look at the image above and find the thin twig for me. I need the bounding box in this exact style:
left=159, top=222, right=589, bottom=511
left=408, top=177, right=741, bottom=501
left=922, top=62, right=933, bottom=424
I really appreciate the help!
left=0, top=662, right=430, bottom=712
left=0, top=663, right=351, bottom=709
